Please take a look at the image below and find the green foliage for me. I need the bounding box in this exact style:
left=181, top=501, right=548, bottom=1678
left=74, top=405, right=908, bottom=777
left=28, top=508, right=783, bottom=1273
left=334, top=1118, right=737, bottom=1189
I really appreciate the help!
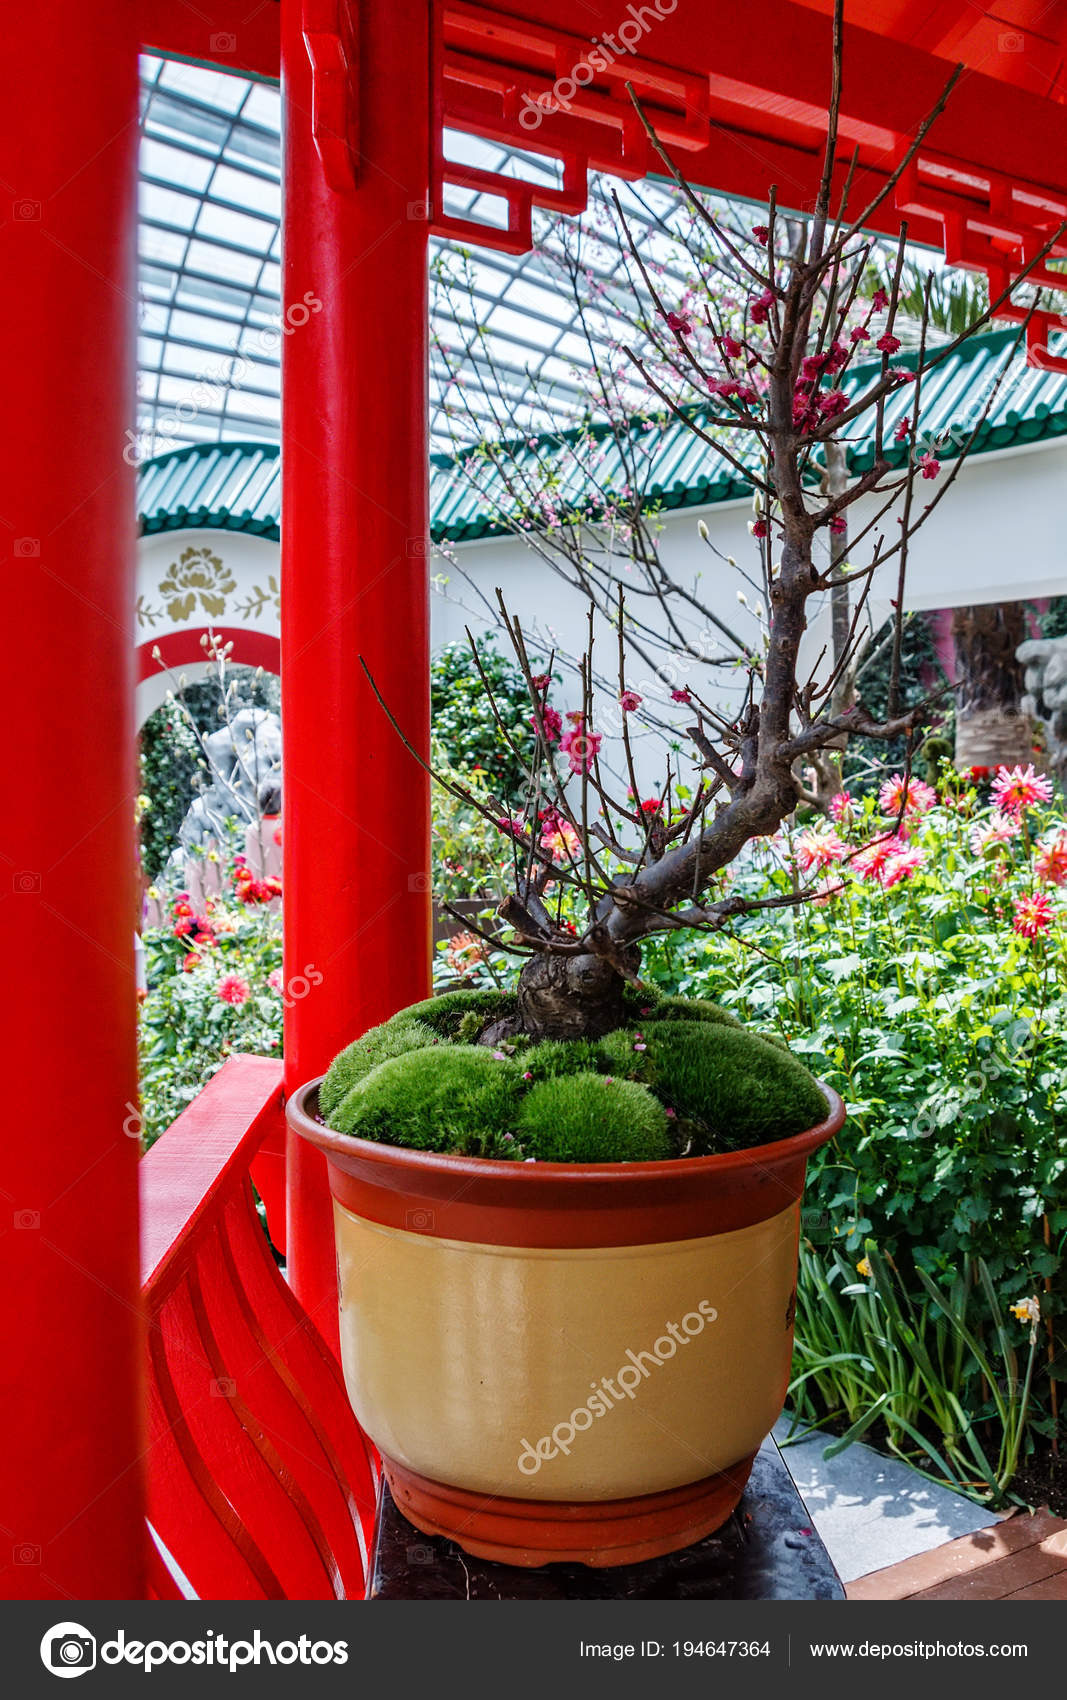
left=397, top=987, right=517, bottom=1038
left=326, top=1045, right=524, bottom=1156
left=138, top=878, right=283, bottom=1148
left=786, top=1242, right=1039, bottom=1506
left=430, top=637, right=537, bottom=802
left=138, top=706, right=201, bottom=879
left=639, top=767, right=1067, bottom=1493
left=319, top=1019, right=440, bottom=1118
left=846, top=612, right=952, bottom=784
left=516, top=1074, right=671, bottom=1163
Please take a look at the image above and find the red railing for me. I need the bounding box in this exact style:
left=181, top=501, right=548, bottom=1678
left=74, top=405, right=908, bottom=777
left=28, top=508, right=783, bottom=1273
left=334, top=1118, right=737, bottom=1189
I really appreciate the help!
left=140, top=1054, right=378, bottom=1599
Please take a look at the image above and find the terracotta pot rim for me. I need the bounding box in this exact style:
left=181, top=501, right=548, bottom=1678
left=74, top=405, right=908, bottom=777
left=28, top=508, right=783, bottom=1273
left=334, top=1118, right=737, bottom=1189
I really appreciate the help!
left=285, top=1074, right=845, bottom=1187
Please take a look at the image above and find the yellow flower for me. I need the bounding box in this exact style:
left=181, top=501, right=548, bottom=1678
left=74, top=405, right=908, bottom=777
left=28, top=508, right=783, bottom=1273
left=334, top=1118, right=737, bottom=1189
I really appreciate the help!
left=856, top=1256, right=872, bottom=1277
left=1010, top=1297, right=1040, bottom=1326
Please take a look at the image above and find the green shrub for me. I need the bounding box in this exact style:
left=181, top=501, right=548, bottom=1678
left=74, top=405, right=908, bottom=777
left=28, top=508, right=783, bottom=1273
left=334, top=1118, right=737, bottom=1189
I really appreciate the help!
left=516, top=1074, right=671, bottom=1162
left=396, top=988, right=517, bottom=1039
left=326, top=1045, right=524, bottom=1156
left=319, top=1019, right=439, bottom=1118
left=605, top=1021, right=827, bottom=1154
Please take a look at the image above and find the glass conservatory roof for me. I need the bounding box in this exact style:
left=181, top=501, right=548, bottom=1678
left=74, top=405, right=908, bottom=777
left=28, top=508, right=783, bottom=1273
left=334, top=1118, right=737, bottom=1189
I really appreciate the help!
left=137, top=55, right=712, bottom=460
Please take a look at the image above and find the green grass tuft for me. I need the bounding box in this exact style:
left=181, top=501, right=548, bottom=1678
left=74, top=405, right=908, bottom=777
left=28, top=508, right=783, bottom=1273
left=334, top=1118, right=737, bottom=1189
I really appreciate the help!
left=516, top=1073, right=672, bottom=1163
left=326, top=1044, right=524, bottom=1157
left=319, top=1019, right=438, bottom=1118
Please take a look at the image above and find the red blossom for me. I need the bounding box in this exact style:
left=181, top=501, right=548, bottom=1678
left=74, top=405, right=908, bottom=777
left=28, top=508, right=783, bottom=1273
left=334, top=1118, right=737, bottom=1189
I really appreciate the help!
left=850, top=327, right=870, bottom=343
left=721, top=335, right=743, bottom=359
left=749, top=287, right=775, bottom=325
left=619, top=689, right=642, bottom=713
left=671, top=687, right=692, bottom=704
left=893, top=417, right=910, bottom=443
left=752, top=224, right=769, bottom=244
left=919, top=453, right=940, bottom=479
left=872, top=287, right=889, bottom=311
left=1013, top=892, right=1054, bottom=939
left=829, top=515, right=847, bottom=535
left=666, top=310, right=693, bottom=336
left=877, top=332, right=901, bottom=354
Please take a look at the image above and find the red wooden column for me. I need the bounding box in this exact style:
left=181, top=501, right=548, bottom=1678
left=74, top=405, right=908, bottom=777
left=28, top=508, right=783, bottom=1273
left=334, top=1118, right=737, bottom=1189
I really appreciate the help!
left=281, top=0, right=433, bottom=1341
left=0, top=2, right=144, bottom=1597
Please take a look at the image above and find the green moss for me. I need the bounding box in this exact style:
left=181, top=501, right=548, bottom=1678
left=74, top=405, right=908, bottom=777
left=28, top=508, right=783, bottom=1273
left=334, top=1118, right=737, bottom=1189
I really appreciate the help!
left=622, top=1021, right=828, bottom=1154
left=519, top=1038, right=605, bottom=1081
left=516, top=1073, right=672, bottom=1163
left=320, top=1019, right=438, bottom=1118
left=643, top=995, right=742, bottom=1029
left=326, top=1045, right=524, bottom=1156
left=393, top=988, right=517, bottom=1039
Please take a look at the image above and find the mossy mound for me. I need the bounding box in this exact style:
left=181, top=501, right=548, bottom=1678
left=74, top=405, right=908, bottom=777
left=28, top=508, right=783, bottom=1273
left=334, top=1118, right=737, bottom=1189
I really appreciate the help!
left=319, top=1018, right=439, bottom=1118
left=610, top=1020, right=827, bottom=1154
left=394, top=988, right=517, bottom=1040
left=326, top=1045, right=524, bottom=1156
left=323, top=991, right=827, bottom=1161
left=643, top=995, right=742, bottom=1029
left=516, top=1074, right=672, bottom=1163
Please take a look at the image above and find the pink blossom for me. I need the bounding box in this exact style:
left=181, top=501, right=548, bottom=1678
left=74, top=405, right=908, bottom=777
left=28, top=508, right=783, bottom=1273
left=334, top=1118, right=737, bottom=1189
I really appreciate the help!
left=853, top=834, right=908, bottom=881
left=721, top=335, right=743, bottom=359
left=1013, top=892, right=1054, bottom=938
left=878, top=773, right=937, bottom=817
left=560, top=716, right=602, bottom=776
left=217, top=974, right=250, bottom=1006
left=268, top=969, right=284, bottom=994
left=619, top=689, right=642, bottom=713
left=540, top=818, right=581, bottom=863
left=919, top=453, right=940, bottom=479
left=970, top=812, right=1020, bottom=855
left=532, top=705, right=562, bottom=743
left=795, top=827, right=846, bottom=872
left=881, top=846, right=926, bottom=888
left=893, top=417, right=910, bottom=443
left=1036, top=830, right=1067, bottom=886
left=828, top=790, right=854, bottom=824
left=991, top=763, right=1054, bottom=815
left=671, top=687, right=692, bottom=704
left=749, top=287, right=775, bottom=325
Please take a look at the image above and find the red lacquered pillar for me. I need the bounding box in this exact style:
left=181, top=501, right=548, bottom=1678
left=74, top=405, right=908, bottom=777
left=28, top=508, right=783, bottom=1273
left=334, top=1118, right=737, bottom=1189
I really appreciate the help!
left=280, top=0, right=433, bottom=1343
left=0, top=3, right=144, bottom=1597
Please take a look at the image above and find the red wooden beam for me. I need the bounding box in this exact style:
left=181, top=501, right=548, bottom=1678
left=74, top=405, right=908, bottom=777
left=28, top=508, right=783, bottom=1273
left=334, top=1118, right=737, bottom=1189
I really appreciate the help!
left=280, top=0, right=433, bottom=1346
left=0, top=1, right=144, bottom=1600
left=138, top=0, right=280, bottom=81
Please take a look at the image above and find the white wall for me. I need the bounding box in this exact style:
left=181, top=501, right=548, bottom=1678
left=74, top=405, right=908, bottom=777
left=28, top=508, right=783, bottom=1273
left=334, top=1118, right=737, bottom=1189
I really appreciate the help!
left=431, top=438, right=1067, bottom=793
left=135, top=438, right=1067, bottom=783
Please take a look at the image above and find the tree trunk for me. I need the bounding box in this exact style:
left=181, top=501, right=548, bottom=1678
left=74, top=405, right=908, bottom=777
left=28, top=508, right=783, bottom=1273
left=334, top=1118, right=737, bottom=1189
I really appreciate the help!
left=514, top=949, right=639, bottom=1041
left=951, top=602, right=1032, bottom=771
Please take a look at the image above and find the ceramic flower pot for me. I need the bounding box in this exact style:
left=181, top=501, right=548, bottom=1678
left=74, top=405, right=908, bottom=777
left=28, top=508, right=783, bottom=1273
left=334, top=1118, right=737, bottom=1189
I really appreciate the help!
left=286, top=1080, right=844, bottom=1568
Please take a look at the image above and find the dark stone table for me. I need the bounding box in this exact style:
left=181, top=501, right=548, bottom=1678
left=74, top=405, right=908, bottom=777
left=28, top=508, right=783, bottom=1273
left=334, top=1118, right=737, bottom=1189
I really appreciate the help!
left=369, top=1436, right=844, bottom=1600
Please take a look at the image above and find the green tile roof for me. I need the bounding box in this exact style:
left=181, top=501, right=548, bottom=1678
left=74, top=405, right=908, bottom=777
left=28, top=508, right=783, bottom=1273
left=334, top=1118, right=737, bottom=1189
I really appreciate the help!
left=137, top=328, right=1067, bottom=548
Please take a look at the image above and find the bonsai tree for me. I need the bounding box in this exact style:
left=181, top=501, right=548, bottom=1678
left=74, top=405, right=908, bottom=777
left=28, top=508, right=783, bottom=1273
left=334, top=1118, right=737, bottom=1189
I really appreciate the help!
left=405, top=3, right=1061, bottom=1047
